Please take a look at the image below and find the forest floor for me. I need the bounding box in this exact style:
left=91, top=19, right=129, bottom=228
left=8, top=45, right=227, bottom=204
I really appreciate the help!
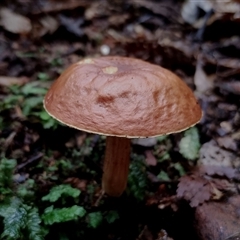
left=0, top=0, right=240, bottom=240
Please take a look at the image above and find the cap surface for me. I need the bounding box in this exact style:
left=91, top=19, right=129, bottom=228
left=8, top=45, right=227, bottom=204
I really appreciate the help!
left=44, top=56, right=202, bottom=138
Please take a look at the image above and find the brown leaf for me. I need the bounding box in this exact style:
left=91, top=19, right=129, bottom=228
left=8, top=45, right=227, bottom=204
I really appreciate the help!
left=32, top=15, right=59, bottom=38
left=4, top=131, right=16, bottom=149
left=177, top=162, right=240, bottom=207
left=64, top=177, right=87, bottom=191
left=85, top=2, right=110, bottom=20
left=216, top=136, right=237, bottom=152
left=214, top=1, right=240, bottom=14
left=137, top=226, right=154, bottom=240
left=0, top=76, right=29, bottom=87
left=198, top=140, right=236, bottom=167
left=177, top=175, right=213, bottom=207
left=210, top=184, right=223, bottom=200
left=132, top=0, right=181, bottom=23
left=31, top=0, right=90, bottom=14
left=218, top=81, right=240, bottom=95
left=0, top=8, right=32, bottom=34
left=108, top=14, right=129, bottom=26
left=158, top=196, right=178, bottom=211
left=198, top=165, right=239, bottom=180
left=232, top=130, right=240, bottom=140
left=76, top=133, right=87, bottom=147
left=194, top=60, right=214, bottom=94
left=144, top=150, right=157, bottom=166
left=211, top=179, right=237, bottom=194
left=157, top=229, right=173, bottom=240
left=40, top=15, right=59, bottom=34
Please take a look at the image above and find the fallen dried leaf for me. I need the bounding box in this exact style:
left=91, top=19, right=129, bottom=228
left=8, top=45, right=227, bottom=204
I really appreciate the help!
left=40, top=15, right=59, bottom=34
left=177, top=162, right=240, bottom=207
left=64, top=177, right=87, bottom=191
left=157, top=229, right=173, bottom=240
left=108, top=14, right=129, bottom=26
left=198, top=165, right=240, bottom=180
left=132, top=0, right=181, bottom=24
left=177, top=175, right=213, bottom=207
left=0, top=8, right=32, bottom=34
left=181, top=0, right=212, bottom=25
left=76, top=133, right=87, bottom=147
left=0, top=76, right=29, bottom=87
left=214, top=1, right=240, bottom=14
left=216, top=136, right=237, bottom=152
left=220, top=121, right=232, bottom=134
left=31, top=0, right=89, bottom=14
left=144, top=150, right=157, bottom=166
left=158, top=196, right=178, bottom=211
left=85, top=1, right=110, bottom=20
left=59, top=15, right=84, bottom=37
left=4, top=131, right=17, bottom=149
left=232, top=130, right=240, bottom=140
left=198, top=140, right=236, bottom=167
left=210, top=184, right=223, bottom=200
left=194, top=60, right=214, bottom=94
left=211, top=179, right=237, bottom=194
left=137, top=226, right=154, bottom=240
left=218, top=81, right=240, bottom=95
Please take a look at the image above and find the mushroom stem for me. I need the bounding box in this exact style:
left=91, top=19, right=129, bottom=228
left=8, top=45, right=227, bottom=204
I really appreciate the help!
left=102, top=136, right=131, bottom=197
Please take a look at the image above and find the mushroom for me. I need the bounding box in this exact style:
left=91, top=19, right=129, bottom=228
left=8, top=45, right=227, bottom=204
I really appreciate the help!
left=43, top=56, right=202, bottom=197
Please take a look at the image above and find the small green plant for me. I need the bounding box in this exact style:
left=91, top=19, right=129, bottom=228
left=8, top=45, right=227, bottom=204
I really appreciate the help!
left=41, top=184, right=87, bottom=227
left=0, top=158, right=17, bottom=198
left=0, top=158, right=43, bottom=240
left=16, top=179, right=36, bottom=200
left=105, top=210, right=119, bottom=224
left=57, top=159, right=74, bottom=176
left=179, top=127, right=200, bottom=161
left=86, top=210, right=119, bottom=228
left=87, top=212, right=103, bottom=228
left=157, top=170, right=171, bottom=181
left=37, top=72, right=50, bottom=81
left=127, top=154, right=148, bottom=201
left=42, top=205, right=86, bottom=225
left=0, top=198, right=43, bottom=240
left=42, top=184, right=81, bottom=203
left=0, top=156, right=121, bottom=239
left=172, top=162, right=186, bottom=177
left=50, top=58, right=63, bottom=67
left=2, top=81, right=58, bottom=129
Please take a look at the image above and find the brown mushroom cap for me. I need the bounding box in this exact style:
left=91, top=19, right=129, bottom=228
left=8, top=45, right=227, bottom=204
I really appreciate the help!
left=44, top=56, right=202, bottom=138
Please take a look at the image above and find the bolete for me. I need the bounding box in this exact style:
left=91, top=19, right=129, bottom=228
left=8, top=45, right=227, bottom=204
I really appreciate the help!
left=43, top=56, right=202, bottom=197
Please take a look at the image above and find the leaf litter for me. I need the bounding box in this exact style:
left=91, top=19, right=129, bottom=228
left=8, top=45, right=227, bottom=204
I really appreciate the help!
left=0, top=0, right=240, bottom=239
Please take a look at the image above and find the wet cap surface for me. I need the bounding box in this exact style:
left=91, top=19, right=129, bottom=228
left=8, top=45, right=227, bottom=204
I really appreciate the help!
left=44, top=56, right=202, bottom=138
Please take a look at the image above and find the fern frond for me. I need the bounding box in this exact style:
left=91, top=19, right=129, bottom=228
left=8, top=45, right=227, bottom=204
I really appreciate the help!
left=1, top=198, right=27, bottom=240
left=25, top=206, right=43, bottom=240
left=42, top=205, right=86, bottom=225
left=42, top=184, right=81, bottom=203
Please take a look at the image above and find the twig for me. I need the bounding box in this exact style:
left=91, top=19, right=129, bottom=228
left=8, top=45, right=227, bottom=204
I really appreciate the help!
left=17, top=152, right=43, bottom=171
left=225, top=231, right=240, bottom=240
left=93, top=189, right=105, bottom=207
